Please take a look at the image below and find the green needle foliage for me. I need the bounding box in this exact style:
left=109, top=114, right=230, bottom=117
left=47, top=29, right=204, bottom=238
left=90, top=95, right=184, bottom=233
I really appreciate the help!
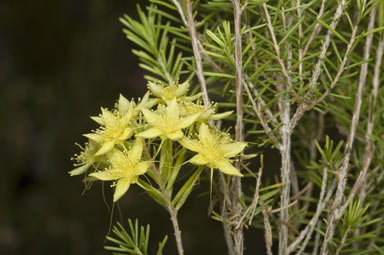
left=70, top=0, right=384, bottom=254
left=105, top=219, right=168, bottom=255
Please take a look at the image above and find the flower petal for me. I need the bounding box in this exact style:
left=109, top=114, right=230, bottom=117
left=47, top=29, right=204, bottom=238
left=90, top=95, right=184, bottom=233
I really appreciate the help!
left=148, top=81, right=165, bottom=98
left=181, top=92, right=202, bottom=101
left=107, top=149, right=127, bottom=169
left=219, top=142, right=247, bottom=158
left=119, top=127, right=133, bottom=140
left=118, top=94, right=131, bottom=113
left=141, top=109, right=159, bottom=125
left=90, top=116, right=105, bottom=125
left=166, top=98, right=179, bottom=120
left=190, top=154, right=209, bottom=165
left=69, top=163, right=92, bottom=176
left=178, top=113, right=200, bottom=129
left=214, top=159, right=243, bottom=176
left=198, top=123, right=212, bottom=140
left=113, top=178, right=131, bottom=202
left=101, top=108, right=116, bottom=124
left=89, top=170, right=119, bottom=181
left=129, top=138, right=143, bottom=161
left=178, top=137, right=200, bottom=152
left=136, top=161, right=151, bottom=175
left=210, top=110, right=233, bottom=120
left=167, top=130, right=184, bottom=140
left=83, top=133, right=102, bottom=142
left=136, top=127, right=164, bottom=139
left=173, top=82, right=189, bottom=97
left=95, top=140, right=116, bottom=156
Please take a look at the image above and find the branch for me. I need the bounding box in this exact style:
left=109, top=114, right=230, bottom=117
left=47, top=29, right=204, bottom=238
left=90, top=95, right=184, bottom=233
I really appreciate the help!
left=143, top=145, right=184, bottom=255
left=320, top=6, right=376, bottom=254
left=288, top=167, right=329, bottom=254
left=260, top=198, right=273, bottom=255
left=289, top=23, right=359, bottom=131
left=231, top=1, right=244, bottom=254
left=262, top=4, right=301, bottom=103
left=309, top=0, right=348, bottom=89
left=296, top=0, right=304, bottom=81
left=244, top=82, right=281, bottom=148
left=185, top=0, right=210, bottom=107
left=302, top=0, right=327, bottom=57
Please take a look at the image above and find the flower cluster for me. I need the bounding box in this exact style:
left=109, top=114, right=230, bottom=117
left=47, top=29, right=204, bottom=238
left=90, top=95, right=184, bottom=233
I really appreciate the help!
left=70, top=81, right=247, bottom=201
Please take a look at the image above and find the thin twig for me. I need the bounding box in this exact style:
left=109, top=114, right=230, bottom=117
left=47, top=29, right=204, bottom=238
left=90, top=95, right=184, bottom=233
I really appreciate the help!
left=260, top=198, right=273, bottom=255
left=262, top=3, right=301, bottom=103
left=143, top=145, right=184, bottom=255
left=320, top=6, right=376, bottom=254
left=236, top=159, right=263, bottom=228
left=288, top=167, right=329, bottom=254
left=302, top=0, right=327, bottom=57
left=335, top=226, right=351, bottom=255
left=244, top=82, right=281, bottom=148
left=247, top=80, right=279, bottom=127
left=296, top=0, right=303, bottom=81
left=309, top=0, right=348, bottom=89
left=231, top=1, right=244, bottom=254
left=289, top=22, right=358, bottom=131
left=185, top=0, right=210, bottom=107
left=171, top=0, right=188, bottom=26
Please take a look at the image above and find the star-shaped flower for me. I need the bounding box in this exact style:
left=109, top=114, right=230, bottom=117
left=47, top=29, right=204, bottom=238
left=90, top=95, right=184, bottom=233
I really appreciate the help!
left=179, top=101, right=233, bottom=122
left=148, top=81, right=201, bottom=102
left=179, top=123, right=246, bottom=176
left=136, top=98, right=200, bottom=140
left=89, top=138, right=151, bottom=202
left=69, top=139, right=100, bottom=176
left=84, top=98, right=134, bottom=156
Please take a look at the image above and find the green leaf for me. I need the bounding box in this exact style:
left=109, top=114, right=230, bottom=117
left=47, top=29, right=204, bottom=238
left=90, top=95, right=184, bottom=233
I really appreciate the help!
left=137, top=180, right=167, bottom=208
left=172, top=167, right=204, bottom=211
left=317, top=18, right=349, bottom=44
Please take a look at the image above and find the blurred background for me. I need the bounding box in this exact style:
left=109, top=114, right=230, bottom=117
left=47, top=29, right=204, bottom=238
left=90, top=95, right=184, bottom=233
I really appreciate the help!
left=0, top=0, right=265, bottom=254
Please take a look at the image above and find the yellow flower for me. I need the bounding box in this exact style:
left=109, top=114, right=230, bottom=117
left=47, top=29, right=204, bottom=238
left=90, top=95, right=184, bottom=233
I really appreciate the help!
left=85, top=98, right=134, bottom=156
left=133, top=91, right=159, bottom=117
left=89, top=138, right=151, bottom=202
left=136, top=98, right=200, bottom=140
left=179, top=123, right=246, bottom=176
left=69, top=139, right=100, bottom=176
left=147, top=81, right=201, bottom=101
left=179, top=101, right=233, bottom=122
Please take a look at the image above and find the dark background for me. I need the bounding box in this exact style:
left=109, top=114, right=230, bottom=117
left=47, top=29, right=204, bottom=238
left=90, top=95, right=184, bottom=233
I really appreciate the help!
left=0, top=1, right=266, bottom=254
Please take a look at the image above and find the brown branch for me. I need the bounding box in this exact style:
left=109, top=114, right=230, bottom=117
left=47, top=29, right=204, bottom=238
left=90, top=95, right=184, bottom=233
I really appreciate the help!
left=231, top=1, right=244, bottom=254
